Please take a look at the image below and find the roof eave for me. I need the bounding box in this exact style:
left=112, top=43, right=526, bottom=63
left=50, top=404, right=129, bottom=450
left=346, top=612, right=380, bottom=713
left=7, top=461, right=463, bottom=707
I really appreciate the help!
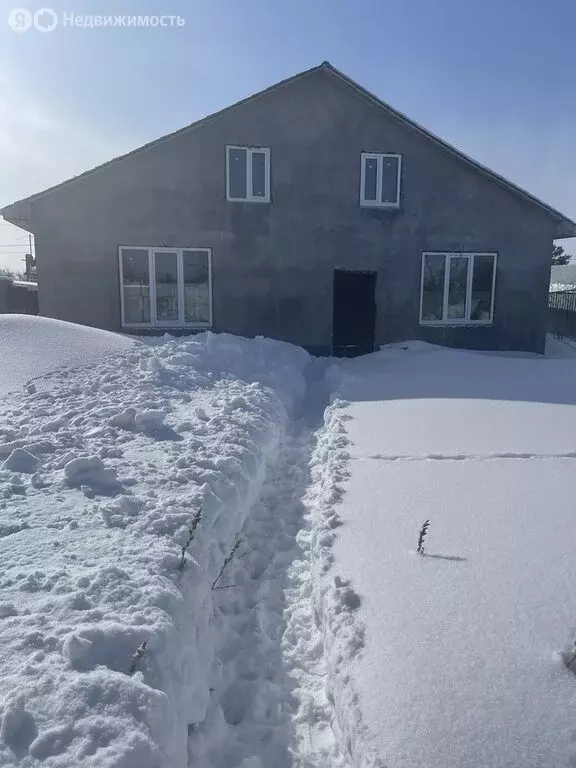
left=1, top=203, right=34, bottom=233
left=554, top=219, right=576, bottom=240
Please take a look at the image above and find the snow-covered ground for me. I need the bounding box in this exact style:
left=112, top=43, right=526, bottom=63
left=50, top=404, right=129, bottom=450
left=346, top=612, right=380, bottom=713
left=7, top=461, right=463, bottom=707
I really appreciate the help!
left=314, top=341, right=576, bottom=768
left=0, top=315, right=133, bottom=396
left=0, top=319, right=325, bottom=767
left=2, top=318, right=576, bottom=768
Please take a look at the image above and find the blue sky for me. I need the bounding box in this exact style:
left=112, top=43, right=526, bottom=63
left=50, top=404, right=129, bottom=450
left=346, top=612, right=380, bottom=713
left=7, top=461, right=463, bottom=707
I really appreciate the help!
left=0, top=0, right=575, bottom=269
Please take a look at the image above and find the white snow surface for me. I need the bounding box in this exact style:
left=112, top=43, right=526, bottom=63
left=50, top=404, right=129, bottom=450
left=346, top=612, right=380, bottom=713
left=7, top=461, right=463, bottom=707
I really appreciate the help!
left=3, top=321, right=576, bottom=768
left=314, top=341, right=576, bottom=768
left=0, top=315, right=133, bottom=396
left=0, top=325, right=331, bottom=767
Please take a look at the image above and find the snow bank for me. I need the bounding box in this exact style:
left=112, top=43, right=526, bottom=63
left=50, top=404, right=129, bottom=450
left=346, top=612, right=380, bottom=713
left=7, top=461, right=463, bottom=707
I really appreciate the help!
left=0, top=331, right=309, bottom=767
left=0, top=315, right=133, bottom=396
left=311, top=343, right=576, bottom=767
left=151, top=331, right=310, bottom=415
left=306, top=399, right=382, bottom=768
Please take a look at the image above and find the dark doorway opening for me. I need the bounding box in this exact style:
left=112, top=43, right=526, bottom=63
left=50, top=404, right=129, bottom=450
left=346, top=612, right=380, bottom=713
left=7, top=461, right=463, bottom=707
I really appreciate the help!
left=332, top=269, right=377, bottom=357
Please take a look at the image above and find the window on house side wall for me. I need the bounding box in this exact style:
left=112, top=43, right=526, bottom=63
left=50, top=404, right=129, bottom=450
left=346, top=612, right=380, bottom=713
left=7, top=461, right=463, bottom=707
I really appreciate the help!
left=420, top=252, right=497, bottom=325
left=119, top=247, right=212, bottom=328
left=226, top=145, right=270, bottom=202
left=360, top=153, right=401, bottom=207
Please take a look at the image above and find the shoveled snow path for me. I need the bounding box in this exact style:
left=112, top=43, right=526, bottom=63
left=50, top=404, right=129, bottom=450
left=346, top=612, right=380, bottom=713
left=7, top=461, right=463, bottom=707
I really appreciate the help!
left=282, top=425, right=347, bottom=768
left=187, top=418, right=347, bottom=768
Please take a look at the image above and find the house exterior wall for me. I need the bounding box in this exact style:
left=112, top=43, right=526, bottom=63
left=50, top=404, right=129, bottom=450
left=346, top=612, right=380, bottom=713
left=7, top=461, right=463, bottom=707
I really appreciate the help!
left=30, top=69, right=556, bottom=353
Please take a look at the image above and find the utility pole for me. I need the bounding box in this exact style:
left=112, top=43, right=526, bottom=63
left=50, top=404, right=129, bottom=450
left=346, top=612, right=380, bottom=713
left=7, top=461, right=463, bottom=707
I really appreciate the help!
left=23, top=234, right=36, bottom=281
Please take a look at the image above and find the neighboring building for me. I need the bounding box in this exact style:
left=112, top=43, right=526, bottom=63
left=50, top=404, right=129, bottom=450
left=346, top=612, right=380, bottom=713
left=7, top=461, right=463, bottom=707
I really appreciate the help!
left=0, top=277, right=38, bottom=315
left=2, top=62, right=575, bottom=355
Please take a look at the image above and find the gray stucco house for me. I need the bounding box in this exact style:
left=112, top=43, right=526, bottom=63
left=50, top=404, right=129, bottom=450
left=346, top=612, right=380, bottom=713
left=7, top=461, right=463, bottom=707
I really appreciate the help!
left=3, top=61, right=575, bottom=355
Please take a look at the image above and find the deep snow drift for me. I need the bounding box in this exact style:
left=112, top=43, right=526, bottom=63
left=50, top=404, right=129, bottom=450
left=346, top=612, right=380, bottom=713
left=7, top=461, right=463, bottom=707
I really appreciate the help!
left=0, top=315, right=133, bottom=396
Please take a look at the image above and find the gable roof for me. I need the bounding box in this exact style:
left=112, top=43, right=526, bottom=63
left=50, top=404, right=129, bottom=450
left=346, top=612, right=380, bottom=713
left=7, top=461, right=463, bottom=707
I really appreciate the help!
left=3, top=61, right=576, bottom=238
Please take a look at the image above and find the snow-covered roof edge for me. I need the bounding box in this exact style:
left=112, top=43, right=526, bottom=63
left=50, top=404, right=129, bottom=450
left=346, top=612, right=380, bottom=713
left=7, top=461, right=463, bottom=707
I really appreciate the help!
left=3, top=61, right=576, bottom=239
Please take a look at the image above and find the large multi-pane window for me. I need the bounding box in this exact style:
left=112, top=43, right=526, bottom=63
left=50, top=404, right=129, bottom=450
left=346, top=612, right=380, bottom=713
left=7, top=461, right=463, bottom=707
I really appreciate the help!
left=119, top=247, right=212, bottom=328
left=420, top=252, right=496, bottom=324
left=226, top=145, right=270, bottom=202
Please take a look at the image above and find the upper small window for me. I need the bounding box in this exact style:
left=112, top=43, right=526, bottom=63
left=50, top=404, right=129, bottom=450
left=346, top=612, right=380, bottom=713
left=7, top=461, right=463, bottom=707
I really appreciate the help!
left=226, top=145, right=270, bottom=203
left=360, top=152, right=401, bottom=208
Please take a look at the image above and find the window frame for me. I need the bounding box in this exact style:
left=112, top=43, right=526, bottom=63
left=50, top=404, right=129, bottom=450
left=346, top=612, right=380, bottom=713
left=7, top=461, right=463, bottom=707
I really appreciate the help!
left=419, top=251, right=497, bottom=326
left=359, top=152, right=402, bottom=208
left=225, top=145, right=271, bottom=203
left=118, top=246, right=213, bottom=329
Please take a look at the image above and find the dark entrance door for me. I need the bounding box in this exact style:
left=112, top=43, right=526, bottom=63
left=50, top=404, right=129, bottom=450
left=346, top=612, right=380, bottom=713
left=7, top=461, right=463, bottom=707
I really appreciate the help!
left=332, top=269, right=377, bottom=357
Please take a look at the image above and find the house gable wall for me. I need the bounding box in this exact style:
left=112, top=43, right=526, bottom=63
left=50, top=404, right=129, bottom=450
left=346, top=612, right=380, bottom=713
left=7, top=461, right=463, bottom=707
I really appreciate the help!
left=32, top=68, right=555, bottom=352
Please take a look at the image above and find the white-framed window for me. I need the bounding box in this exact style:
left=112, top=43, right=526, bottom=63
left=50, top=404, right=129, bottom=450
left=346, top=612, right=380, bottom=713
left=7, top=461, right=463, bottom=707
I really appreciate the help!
left=419, top=252, right=497, bottom=325
left=226, top=145, right=270, bottom=203
left=360, top=152, right=402, bottom=208
left=119, top=246, right=212, bottom=328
